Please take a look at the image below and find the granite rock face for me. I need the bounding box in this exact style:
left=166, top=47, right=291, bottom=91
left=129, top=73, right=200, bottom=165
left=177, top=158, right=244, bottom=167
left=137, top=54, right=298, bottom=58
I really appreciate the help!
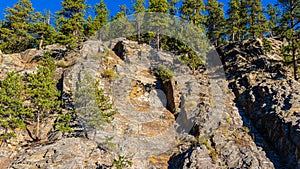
left=168, top=54, right=274, bottom=168
left=0, top=39, right=285, bottom=168
left=218, top=38, right=300, bottom=168
left=9, top=138, right=115, bottom=169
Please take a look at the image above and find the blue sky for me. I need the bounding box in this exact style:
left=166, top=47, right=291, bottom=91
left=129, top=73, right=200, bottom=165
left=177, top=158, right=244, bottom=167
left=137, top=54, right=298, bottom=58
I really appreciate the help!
left=0, top=0, right=278, bottom=20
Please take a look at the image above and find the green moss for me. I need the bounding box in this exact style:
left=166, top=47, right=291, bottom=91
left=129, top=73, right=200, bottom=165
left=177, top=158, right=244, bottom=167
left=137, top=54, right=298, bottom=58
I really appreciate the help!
left=242, top=126, right=250, bottom=133
left=102, top=69, right=116, bottom=79
left=198, top=136, right=219, bottom=164
left=225, top=117, right=231, bottom=124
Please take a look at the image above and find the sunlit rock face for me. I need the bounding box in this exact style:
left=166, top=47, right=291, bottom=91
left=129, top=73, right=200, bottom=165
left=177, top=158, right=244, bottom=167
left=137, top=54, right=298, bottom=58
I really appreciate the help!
left=2, top=39, right=280, bottom=169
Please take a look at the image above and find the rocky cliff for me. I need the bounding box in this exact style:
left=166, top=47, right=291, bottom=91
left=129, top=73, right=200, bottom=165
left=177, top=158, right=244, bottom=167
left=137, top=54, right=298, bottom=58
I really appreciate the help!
left=218, top=38, right=300, bottom=168
left=0, top=38, right=298, bottom=168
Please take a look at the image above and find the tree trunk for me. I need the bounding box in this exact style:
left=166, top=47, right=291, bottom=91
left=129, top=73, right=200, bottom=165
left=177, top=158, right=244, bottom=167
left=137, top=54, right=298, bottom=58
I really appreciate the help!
left=36, top=112, right=40, bottom=141
left=157, top=31, right=160, bottom=50
left=137, top=19, right=141, bottom=43
left=39, top=34, right=44, bottom=50
left=292, top=29, right=298, bottom=80
left=291, top=6, right=298, bottom=80
left=292, top=46, right=298, bottom=80
left=93, top=129, right=97, bottom=140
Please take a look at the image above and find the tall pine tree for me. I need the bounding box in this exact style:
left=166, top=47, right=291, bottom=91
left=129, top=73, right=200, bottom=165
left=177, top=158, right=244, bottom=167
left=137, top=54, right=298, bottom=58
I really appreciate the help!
left=94, top=0, right=109, bottom=32
left=248, top=0, right=268, bottom=38
left=0, top=0, right=40, bottom=53
left=30, top=11, right=56, bottom=49
left=26, top=52, right=61, bottom=141
left=84, top=0, right=109, bottom=38
left=239, top=0, right=250, bottom=40
left=133, top=0, right=145, bottom=43
left=55, top=0, right=89, bottom=49
left=206, top=0, right=225, bottom=46
left=278, top=0, right=300, bottom=80
left=227, top=0, right=241, bottom=41
left=148, top=0, right=170, bottom=50
left=266, top=4, right=280, bottom=37
left=180, top=0, right=206, bottom=31
left=168, top=0, right=179, bottom=15
left=0, top=72, right=33, bottom=140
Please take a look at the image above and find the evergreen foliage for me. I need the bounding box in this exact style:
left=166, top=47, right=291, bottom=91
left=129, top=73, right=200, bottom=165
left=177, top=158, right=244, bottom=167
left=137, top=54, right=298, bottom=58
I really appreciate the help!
left=248, top=0, right=268, bottom=38
left=133, top=0, right=145, bottom=43
left=227, top=0, right=241, bottom=41
left=54, top=111, right=74, bottom=133
left=168, top=0, right=180, bottom=15
left=25, top=52, right=61, bottom=140
left=180, top=0, right=206, bottom=31
left=156, top=64, right=174, bottom=83
left=94, top=0, right=109, bottom=30
left=206, top=0, right=225, bottom=46
left=110, top=5, right=134, bottom=40
left=0, top=0, right=40, bottom=53
left=31, top=11, right=56, bottom=49
left=266, top=4, right=280, bottom=37
left=278, top=0, right=299, bottom=80
left=0, top=72, right=33, bottom=140
left=75, top=72, right=116, bottom=138
left=148, top=0, right=170, bottom=50
left=55, top=0, right=89, bottom=49
left=86, top=0, right=110, bottom=38
left=239, top=0, right=249, bottom=39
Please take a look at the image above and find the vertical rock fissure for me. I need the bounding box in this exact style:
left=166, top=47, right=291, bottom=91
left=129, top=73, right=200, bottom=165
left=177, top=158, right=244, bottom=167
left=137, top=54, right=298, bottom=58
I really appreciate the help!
left=160, top=80, right=176, bottom=114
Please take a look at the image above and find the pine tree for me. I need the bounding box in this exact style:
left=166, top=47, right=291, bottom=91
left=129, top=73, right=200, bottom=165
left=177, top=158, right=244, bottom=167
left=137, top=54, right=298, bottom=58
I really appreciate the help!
left=0, top=0, right=40, bottom=53
left=239, top=0, right=250, bottom=40
left=84, top=15, right=95, bottom=37
left=0, top=72, right=33, bottom=140
left=168, top=0, right=179, bottom=15
left=55, top=0, right=89, bottom=49
left=266, top=4, right=280, bottom=37
left=248, top=0, right=268, bottom=38
left=113, top=5, right=127, bottom=20
left=133, top=0, right=145, bottom=43
left=110, top=5, right=134, bottom=40
left=75, top=72, right=116, bottom=139
left=25, top=52, right=61, bottom=141
left=180, top=0, right=206, bottom=31
left=227, top=0, right=241, bottom=41
left=30, top=11, right=56, bottom=49
left=93, top=0, right=109, bottom=37
left=205, top=0, right=225, bottom=46
left=148, top=0, right=170, bottom=50
left=278, top=0, right=300, bottom=80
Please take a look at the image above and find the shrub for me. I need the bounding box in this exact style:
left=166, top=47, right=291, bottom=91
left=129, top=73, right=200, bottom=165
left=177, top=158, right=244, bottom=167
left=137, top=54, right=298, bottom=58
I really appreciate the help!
left=102, top=69, right=116, bottom=79
left=262, top=38, right=272, bottom=53
left=156, top=64, right=174, bottom=84
left=112, top=155, right=133, bottom=169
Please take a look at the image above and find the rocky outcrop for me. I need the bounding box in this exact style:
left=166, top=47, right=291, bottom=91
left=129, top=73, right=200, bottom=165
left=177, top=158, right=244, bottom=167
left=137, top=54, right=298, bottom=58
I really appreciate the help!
left=9, top=138, right=115, bottom=169
left=0, top=38, right=284, bottom=168
left=168, top=59, right=274, bottom=169
left=219, top=38, right=300, bottom=168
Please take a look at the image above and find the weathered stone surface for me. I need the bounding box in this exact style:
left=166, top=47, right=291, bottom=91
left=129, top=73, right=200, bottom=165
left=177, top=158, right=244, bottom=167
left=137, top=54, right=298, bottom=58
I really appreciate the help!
left=0, top=38, right=284, bottom=169
left=169, top=72, right=274, bottom=169
left=9, top=138, right=115, bottom=169
left=219, top=38, right=300, bottom=168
